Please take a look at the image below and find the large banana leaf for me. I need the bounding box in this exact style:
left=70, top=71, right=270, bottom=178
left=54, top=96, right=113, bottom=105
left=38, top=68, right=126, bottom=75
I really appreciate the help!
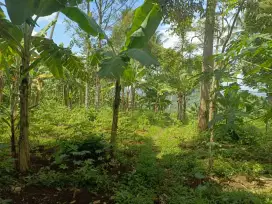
left=5, top=0, right=34, bottom=25
left=98, top=0, right=162, bottom=79
left=98, top=56, right=127, bottom=79
left=4, top=0, right=84, bottom=25
left=0, top=19, right=23, bottom=55
left=125, top=0, right=162, bottom=49
left=31, top=36, right=85, bottom=79
left=61, top=7, right=107, bottom=38
left=4, top=0, right=105, bottom=41
left=123, top=48, right=159, bottom=66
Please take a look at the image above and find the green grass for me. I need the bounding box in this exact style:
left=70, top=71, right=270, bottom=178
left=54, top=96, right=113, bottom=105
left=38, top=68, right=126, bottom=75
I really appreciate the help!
left=0, top=101, right=271, bottom=203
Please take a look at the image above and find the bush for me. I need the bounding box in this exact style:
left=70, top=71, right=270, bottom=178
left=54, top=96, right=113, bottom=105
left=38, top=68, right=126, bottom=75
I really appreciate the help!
left=53, top=134, right=110, bottom=167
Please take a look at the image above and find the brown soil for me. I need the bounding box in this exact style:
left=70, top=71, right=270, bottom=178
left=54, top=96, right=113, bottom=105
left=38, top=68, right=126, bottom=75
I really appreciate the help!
left=222, top=175, right=272, bottom=192
left=186, top=177, right=211, bottom=189
left=1, top=186, right=113, bottom=204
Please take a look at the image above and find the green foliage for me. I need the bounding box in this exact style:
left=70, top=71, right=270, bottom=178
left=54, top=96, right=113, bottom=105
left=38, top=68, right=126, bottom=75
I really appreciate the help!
left=123, top=48, right=158, bottom=66
left=4, top=0, right=84, bottom=25
left=5, top=0, right=34, bottom=25
left=125, top=1, right=162, bottom=49
left=0, top=144, right=15, bottom=187
left=1, top=0, right=272, bottom=203
left=1, top=102, right=271, bottom=202
left=0, top=19, right=23, bottom=55
left=98, top=0, right=162, bottom=79
left=98, top=56, right=127, bottom=78
left=32, top=36, right=85, bottom=78
left=54, top=134, right=109, bottom=166
left=62, top=7, right=106, bottom=38
left=245, top=0, right=272, bottom=33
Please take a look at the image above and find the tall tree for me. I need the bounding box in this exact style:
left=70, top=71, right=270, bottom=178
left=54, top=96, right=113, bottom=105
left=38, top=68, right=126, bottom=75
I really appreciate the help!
left=0, top=69, right=3, bottom=103
left=85, top=1, right=91, bottom=109
left=198, top=0, right=217, bottom=131
left=97, top=0, right=162, bottom=155
left=92, top=0, right=137, bottom=109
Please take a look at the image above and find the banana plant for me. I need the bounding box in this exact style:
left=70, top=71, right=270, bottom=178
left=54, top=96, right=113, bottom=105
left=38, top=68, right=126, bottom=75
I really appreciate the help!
left=121, top=61, right=146, bottom=110
left=93, top=0, right=162, bottom=154
left=0, top=0, right=107, bottom=172
left=0, top=47, right=20, bottom=169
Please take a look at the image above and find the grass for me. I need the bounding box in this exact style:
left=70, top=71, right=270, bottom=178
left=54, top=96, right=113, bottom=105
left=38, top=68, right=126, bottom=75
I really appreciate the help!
left=0, top=101, right=271, bottom=203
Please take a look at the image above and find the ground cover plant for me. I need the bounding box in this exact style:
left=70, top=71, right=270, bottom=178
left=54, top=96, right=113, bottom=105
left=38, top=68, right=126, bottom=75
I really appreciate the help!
left=0, top=0, right=272, bottom=203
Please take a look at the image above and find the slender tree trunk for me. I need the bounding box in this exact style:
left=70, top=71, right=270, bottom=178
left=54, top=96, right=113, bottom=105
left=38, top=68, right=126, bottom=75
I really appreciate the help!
left=85, top=2, right=91, bottom=110
left=79, top=89, right=84, bottom=106
left=198, top=0, right=217, bottom=132
left=154, top=100, right=158, bottom=112
left=63, top=84, right=69, bottom=107
left=266, top=121, right=268, bottom=134
left=95, top=65, right=101, bottom=109
left=208, top=3, right=244, bottom=166
left=68, top=85, right=72, bottom=109
left=126, top=87, right=130, bottom=111
left=94, top=0, right=103, bottom=109
left=110, top=79, right=121, bottom=155
left=18, top=24, right=31, bottom=172
left=183, top=94, right=186, bottom=121
left=85, top=82, right=89, bottom=108
left=209, top=0, right=244, bottom=127
left=0, top=70, right=3, bottom=103
left=35, top=89, right=40, bottom=106
left=131, top=85, right=135, bottom=110
left=11, top=109, right=17, bottom=168
left=121, top=87, right=125, bottom=111
left=177, top=93, right=184, bottom=121
left=10, top=79, right=17, bottom=169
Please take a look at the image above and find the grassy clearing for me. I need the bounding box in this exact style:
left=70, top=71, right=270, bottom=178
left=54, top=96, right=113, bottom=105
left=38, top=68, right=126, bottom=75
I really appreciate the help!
left=0, top=102, right=271, bottom=203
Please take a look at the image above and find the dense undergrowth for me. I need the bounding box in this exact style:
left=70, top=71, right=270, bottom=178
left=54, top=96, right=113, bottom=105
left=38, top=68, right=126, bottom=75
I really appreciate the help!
left=0, top=101, right=271, bottom=204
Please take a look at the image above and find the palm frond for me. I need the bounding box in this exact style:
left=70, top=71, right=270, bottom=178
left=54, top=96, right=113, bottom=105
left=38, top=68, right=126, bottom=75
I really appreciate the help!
left=31, top=36, right=86, bottom=80
left=0, top=19, right=23, bottom=55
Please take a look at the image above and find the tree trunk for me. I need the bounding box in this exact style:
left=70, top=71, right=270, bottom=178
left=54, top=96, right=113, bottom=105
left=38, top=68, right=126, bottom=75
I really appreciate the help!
left=95, top=67, right=101, bottom=109
left=177, top=93, right=184, bottom=121
left=68, top=85, right=72, bottom=110
left=0, top=70, right=3, bottom=103
left=94, top=0, right=103, bottom=110
left=266, top=121, right=268, bottom=134
left=85, top=2, right=91, bottom=110
left=154, top=101, right=158, bottom=112
left=208, top=4, right=244, bottom=170
left=126, top=87, right=130, bottom=111
left=183, top=94, right=186, bottom=121
left=18, top=24, right=31, bottom=172
left=19, top=69, right=30, bottom=172
left=198, top=0, right=217, bottom=132
left=11, top=110, right=17, bottom=169
left=63, top=84, right=69, bottom=107
left=10, top=79, right=17, bottom=169
left=85, top=81, right=89, bottom=109
left=121, top=87, right=125, bottom=111
left=131, top=85, right=135, bottom=110
left=110, top=79, right=121, bottom=155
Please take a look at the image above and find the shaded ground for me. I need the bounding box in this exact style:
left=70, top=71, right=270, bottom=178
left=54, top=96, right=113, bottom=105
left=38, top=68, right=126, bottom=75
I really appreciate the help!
left=1, top=186, right=110, bottom=204
left=1, top=123, right=271, bottom=204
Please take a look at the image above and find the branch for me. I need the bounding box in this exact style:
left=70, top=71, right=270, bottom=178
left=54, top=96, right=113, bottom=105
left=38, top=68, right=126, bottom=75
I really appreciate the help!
left=221, top=0, right=245, bottom=53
